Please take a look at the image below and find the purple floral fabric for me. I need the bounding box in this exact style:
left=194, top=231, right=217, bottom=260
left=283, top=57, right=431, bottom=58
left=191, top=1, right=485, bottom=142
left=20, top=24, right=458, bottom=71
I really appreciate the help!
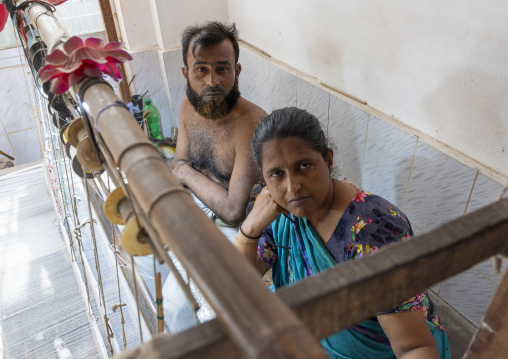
left=257, top=184, right=444, bottom=330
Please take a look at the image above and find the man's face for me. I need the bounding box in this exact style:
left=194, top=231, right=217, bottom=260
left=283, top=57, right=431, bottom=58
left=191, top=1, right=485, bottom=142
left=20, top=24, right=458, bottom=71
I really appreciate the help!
left=183, top=39, right=241, bottom=120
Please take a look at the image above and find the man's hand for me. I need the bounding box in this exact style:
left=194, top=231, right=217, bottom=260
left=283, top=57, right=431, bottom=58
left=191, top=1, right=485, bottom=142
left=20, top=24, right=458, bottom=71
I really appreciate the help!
left=171, top=159, right=194, bottom=187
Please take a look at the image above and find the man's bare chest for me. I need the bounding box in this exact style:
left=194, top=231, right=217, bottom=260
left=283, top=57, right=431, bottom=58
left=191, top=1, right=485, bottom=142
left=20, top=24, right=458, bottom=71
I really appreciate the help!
left=186, top=122, right=236, bottom=182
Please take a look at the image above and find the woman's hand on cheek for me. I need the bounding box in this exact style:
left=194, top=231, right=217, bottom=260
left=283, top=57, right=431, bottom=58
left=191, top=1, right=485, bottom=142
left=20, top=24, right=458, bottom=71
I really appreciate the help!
left=242, top=187, right=283, bottom=237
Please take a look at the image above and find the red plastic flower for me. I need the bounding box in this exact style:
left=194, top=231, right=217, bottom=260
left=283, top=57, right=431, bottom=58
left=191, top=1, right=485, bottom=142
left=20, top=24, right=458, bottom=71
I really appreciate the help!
left=0, top=5, right=8, bottom=32
left=39, top=36, right=132, bottom=94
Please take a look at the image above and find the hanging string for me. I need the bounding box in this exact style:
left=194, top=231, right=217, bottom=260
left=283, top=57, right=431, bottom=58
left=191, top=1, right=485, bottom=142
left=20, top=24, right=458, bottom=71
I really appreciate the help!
left=107, top=174, right=128, bottom=350
left=83, top=166, right=115, bottom=356
left=131, top=256, right=144, bottom=344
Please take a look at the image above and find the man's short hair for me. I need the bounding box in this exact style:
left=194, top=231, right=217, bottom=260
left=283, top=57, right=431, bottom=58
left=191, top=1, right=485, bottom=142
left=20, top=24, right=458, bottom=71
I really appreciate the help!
left=181, top=21, right=240, bottom=68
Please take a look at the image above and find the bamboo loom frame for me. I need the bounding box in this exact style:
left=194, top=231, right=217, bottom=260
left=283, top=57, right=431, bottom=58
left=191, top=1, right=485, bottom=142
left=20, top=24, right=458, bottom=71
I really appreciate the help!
left=12, top=1, right=508, bottom=358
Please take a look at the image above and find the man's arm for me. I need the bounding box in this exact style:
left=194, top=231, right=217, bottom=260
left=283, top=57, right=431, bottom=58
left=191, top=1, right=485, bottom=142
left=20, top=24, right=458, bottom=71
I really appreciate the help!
left=172, top=99, right=194, bottom=170
left=172, top=100, right=263, bottom=225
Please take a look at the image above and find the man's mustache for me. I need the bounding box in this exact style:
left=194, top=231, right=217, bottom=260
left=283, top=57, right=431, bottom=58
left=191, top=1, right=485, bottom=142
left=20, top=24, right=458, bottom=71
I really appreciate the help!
left=201, top=86, right=225, bottom=96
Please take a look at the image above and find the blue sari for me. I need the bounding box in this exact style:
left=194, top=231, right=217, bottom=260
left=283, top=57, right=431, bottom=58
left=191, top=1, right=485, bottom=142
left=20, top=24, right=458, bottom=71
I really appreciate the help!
left=268, top=213, right=451, bottom=359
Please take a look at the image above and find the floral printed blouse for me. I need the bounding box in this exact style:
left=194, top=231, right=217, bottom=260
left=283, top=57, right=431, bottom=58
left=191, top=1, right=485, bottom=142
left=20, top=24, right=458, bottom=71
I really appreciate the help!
left=257, top=185, right=445, bottom=331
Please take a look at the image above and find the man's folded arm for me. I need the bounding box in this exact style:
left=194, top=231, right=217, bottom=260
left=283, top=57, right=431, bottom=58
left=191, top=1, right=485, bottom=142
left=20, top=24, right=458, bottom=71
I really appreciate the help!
left=172, top=143, right=258, bottom=225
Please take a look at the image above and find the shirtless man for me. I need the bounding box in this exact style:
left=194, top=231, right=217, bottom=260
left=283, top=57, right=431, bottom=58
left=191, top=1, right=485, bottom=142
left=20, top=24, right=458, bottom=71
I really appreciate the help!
left=172, top=21, right=266, bottom=226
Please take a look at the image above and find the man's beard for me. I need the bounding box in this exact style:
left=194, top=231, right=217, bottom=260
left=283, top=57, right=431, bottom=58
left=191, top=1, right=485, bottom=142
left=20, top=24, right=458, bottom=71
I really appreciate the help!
left=186, top=78, right=241, bottom=121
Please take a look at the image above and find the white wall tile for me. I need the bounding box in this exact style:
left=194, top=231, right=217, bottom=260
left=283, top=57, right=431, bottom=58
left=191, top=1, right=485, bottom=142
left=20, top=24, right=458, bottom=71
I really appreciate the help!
left=238, top=50, right=270, bottom=113
left=162, top=49, right=186, bottom=111
left=237, top=49, right=250, bottom=101
left=9, top=129, right=42, bottom=165
left=0, top=20, right=18, bottom=50
left=269, top=64, right=297, bottom=111
left=129, top=49, right=169, bottom=110
left=362, top=117, right=417, bottom=208
left=404, top=142, right=477, bottom=231
left=411, top=223, right=425, bottom=237
left=56, top=0, right=104, bottom=36
left=296, top=79, right=329, bottom=133
left=128, top=49, right=176, bottom=140
left=174, top=108, right=181, bottom=128
left=0, top=67, right=34, bottom=134
left=158, top=104, right=173, bottom=138
left=473, top=258, right=508, bottom=286
left=328, top=96, right=368, bottom=185
left=0, top=120, right=5, bottom=137
left=437, top=268, right=497, bottom=326
left=0, top=47, right=27, bottom=69
left=466, top=172, right=505, bottom=214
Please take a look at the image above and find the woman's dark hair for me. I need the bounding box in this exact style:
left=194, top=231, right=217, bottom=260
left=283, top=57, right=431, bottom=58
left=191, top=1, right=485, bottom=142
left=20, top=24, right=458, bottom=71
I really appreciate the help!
left=251, top=107, right=330, bottom=169
left=181, top=21, right=240, bottom=68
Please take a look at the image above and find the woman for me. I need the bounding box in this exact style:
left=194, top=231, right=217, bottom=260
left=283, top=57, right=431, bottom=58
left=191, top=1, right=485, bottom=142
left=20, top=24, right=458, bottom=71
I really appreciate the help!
left=234, top=108, right=450, bottom=359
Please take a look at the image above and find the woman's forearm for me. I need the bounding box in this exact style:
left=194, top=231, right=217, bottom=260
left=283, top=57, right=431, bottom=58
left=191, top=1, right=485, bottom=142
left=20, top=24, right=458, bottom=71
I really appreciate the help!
left=233, top=233, right=259, bottom=265
left=397, top=346, right=440, bottom=359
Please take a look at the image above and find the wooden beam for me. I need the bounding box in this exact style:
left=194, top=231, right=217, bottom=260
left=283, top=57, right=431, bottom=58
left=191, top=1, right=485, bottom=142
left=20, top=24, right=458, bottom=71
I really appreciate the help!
left=282, top=196, right=508, bottom=339
left=463, top=266, right=508, bottom=358
left=97, top=0, right=131, bottom=103
left=115, top=197, right=508, bottom=358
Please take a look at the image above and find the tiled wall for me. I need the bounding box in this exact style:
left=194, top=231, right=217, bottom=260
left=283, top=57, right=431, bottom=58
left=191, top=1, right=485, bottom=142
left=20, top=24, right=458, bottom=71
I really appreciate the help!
left=124, top=49, right=184, bottom=139
left=236, top=46, right=507, bottom=326
left=0, top=48, right=42, bottom=166
left=129, top=43, right=507, bottom=327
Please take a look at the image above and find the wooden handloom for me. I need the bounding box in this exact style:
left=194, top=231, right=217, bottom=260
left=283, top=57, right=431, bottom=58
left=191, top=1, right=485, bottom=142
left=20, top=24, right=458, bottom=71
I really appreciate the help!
left=9, top=1, right=508, bottom=358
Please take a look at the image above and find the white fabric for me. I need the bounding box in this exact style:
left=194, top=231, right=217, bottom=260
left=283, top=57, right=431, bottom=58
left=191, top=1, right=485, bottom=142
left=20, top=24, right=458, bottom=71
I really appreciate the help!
left=162, top=194, right=238, bottom=333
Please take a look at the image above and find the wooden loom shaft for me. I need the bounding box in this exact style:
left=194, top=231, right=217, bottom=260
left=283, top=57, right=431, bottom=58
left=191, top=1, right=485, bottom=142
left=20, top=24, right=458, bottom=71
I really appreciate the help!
left=25, top=3, right=327, bottom=358
left=115, top=197, right=508, bottom=358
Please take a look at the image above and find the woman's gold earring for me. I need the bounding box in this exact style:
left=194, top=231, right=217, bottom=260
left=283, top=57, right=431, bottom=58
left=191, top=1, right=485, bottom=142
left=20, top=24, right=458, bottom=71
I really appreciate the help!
left=297, top=184, right=301, bottom=190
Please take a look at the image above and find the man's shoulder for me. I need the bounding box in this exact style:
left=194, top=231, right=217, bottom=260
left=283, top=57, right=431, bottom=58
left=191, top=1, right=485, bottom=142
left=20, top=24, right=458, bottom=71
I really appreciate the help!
left=233, top=97, right=267, bottom=125
left=179, top=97, right=194, bottom=123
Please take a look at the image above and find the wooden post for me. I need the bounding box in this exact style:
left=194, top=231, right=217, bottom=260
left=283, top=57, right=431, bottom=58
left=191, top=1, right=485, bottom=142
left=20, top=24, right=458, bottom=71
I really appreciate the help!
left=155, top=272, right=164, bottom=334
left=463, top=267, right=508, bottom=358
left=97, top=0, right=131, bottom=103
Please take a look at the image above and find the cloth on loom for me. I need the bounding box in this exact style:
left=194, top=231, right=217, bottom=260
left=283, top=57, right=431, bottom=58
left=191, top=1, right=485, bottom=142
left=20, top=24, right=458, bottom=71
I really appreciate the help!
left=162, top=194, right=238, bottom=333
left=257, top=186, right=451, bottom=359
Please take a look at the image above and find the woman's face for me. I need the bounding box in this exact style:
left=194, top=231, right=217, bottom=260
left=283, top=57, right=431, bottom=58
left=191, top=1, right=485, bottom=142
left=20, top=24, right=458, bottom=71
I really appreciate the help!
left=261, top=137, right=333, bottom=218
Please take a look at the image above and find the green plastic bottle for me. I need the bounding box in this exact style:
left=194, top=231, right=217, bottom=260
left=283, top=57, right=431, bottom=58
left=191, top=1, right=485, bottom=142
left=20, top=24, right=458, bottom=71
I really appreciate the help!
left=143, top=99, right=162, bottom=140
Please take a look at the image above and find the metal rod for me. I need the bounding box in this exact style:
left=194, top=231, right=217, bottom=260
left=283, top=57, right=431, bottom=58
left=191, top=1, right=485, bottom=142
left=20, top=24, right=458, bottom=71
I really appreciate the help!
left=0, top=149, right=15, bottom=160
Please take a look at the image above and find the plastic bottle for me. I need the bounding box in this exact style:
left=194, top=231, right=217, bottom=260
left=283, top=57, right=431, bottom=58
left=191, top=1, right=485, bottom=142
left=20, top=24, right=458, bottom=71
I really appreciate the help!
left=131, top=95, right=144, bottom=128
left=143, top=99, right=162, bottom=140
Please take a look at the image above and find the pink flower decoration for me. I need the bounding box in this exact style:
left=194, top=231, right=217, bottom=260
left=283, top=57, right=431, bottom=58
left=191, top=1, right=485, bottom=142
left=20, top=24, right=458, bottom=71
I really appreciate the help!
left=39, top=36, right=133, bottom=94
left=0, top=5, right=8, bottom=32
